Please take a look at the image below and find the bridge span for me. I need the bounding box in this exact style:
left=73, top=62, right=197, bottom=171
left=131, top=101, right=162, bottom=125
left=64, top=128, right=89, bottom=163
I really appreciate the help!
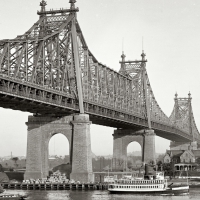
left=0, top=0, right=199, bottom=182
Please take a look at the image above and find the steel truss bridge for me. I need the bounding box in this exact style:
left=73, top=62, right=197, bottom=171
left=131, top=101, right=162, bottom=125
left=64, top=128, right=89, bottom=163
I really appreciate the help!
left=0, top=0, right=199, bottom=143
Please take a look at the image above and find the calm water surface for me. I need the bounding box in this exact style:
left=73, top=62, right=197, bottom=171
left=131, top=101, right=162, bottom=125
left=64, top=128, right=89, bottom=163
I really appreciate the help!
left=4, top=188, right=200, bottom=200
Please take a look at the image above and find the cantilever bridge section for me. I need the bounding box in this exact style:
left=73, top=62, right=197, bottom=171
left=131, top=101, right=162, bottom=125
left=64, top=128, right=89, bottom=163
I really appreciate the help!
left=0, top=0, right=199, bottom=145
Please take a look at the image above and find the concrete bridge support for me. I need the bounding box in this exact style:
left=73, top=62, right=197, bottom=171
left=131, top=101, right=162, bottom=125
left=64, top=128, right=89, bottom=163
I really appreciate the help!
left=112, top=129, right=155, bottom=171
left=24, top=114, right=94, bottom=183
left=70, top=114, right=94, bottom=182
left=143, top=129, right=156, bottom=164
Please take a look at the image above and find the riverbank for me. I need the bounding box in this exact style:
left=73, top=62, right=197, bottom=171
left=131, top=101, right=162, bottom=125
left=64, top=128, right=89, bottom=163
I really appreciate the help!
left=1, top=179, right=200, bottom=191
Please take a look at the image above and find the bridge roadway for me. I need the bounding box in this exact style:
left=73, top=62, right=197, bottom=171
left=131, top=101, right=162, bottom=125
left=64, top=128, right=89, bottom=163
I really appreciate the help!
left=0, top=73, right=196, bottom=143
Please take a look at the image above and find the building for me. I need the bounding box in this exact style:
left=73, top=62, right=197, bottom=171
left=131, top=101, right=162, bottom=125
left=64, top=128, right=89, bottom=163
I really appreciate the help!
left=163, top=141, right=200, bottom=172
left=0, top=157, right=26, bottom=171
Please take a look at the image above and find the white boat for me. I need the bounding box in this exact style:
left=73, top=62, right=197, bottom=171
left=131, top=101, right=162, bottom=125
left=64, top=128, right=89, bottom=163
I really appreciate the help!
left=108, top=165, right=189, bottom=195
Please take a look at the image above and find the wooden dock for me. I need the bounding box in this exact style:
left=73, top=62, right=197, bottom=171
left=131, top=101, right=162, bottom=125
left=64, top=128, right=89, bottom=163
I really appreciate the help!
left=1, top=183, right=108, bottom=190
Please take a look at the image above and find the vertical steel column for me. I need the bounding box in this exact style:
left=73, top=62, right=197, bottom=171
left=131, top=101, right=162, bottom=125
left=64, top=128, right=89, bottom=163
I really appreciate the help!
left=42, top=41, right=45, bottom=86
left=174, top=93, right=178, bottom=124
left=188, top=92, right=194, bottom=141
left=141, top=51, right=151, bottom=129
left=71, top=16, right=84, bottom=114
left=8, top=43, right=10, bottom=76
left=25, top=42, right=28, bottom=81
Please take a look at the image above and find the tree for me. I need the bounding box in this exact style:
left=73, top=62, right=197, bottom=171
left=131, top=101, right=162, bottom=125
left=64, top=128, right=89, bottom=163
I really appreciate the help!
left=12, top=157, right=19, bottom=168
left=148, top=160, right=155, bottom=166
left=0, top=164, right=3, bottom=172
left=12, top=157, right=19, bottom=163
left=196, top=157, right=200, bottom=165
left=156, top=161, right=163, bottom=171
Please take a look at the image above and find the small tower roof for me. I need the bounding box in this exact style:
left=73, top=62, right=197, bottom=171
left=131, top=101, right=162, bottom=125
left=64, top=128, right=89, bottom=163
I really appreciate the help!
left=40, top=0, right=47, bottom=12
left=141, top=50, right=146, bottom=61
left=69, top=0, right=76, bottom=9
left=121, top=51, right=126, bottom=60
left=188, top=91, right=192, bottom=99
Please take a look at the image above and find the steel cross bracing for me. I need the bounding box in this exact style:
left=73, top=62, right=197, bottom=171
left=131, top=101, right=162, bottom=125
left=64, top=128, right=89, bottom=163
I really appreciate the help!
left=0, top=1, right=199, bottom=143
left=169, top=93, right=200, bottom=142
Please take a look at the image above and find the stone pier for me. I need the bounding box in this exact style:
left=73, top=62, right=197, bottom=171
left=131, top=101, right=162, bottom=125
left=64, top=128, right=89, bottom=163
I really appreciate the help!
left=112, top=129, right=156, bottom=171
left=143, top=129, right=156, bottom=164
left=70, top=114, right=94, bottom=182
left=24, top=114, right=94, bottom=183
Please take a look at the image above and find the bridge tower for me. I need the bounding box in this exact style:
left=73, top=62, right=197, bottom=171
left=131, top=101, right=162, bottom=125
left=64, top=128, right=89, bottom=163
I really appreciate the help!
left=24, top=0, right=94, bottom=182
left=170, top=92, right=198, bottom=150
left=113, top=51, right=156, bottom=171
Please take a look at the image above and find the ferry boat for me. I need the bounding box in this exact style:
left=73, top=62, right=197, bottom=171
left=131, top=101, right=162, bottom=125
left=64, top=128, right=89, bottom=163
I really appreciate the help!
left=108, top=165, right=189, bottom=195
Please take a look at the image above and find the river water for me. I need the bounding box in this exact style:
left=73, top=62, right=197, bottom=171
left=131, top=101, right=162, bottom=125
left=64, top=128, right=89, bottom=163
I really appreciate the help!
left=4, top=188, right=200, bottom=200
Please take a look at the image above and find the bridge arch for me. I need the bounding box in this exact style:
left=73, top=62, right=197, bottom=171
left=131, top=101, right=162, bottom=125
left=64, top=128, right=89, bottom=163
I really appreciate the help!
left=24, top=114, right=94, bottom=183
left=126, top=141, right=143, bottom=170
left=41, top=124, right=73, bottom=178
left=24, top=116, right=73, bottom=180
left=48, top=132, right=71, bottom=172
left=112, top=130, right=144, bottom=171
left=47, top=132, right=71, bottom=155
left=113, top=129, right=156, bottom=171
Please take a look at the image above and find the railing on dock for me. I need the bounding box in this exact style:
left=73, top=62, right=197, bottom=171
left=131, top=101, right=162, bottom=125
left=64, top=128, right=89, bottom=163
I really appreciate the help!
left=0, top=183, right=108, bottom=190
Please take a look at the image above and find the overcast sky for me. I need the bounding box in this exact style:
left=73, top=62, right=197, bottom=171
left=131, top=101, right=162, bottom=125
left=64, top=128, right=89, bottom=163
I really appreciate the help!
left=0, top=0, right=200, bottom=157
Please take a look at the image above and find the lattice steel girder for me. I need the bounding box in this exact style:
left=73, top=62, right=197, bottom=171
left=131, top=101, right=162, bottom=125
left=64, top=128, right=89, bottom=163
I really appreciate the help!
left=0, top=5, right=170, bottom=126
left=169, top=93, right=200, bottom=140
left=0, top=74, right=199, bottom=143
left=0, top=13, right=77, bottom=97
left=0, top=1, right=199, bottom=143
